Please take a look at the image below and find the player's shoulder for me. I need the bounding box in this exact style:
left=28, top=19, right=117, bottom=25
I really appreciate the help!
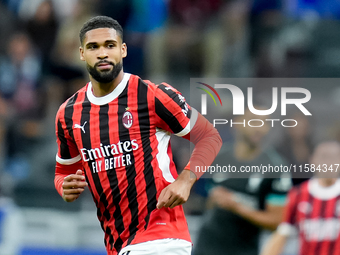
left=127, top=74, right=158, bottom=93
left=289, top=180, right=309, bottom=196
left=57, top=84, right=88, bottom=116
left=135, top=75, right=181, bottom=95
left=155, top=82, right=183, bottom=98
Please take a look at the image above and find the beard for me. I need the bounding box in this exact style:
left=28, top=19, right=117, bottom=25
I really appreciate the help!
left=87, top=60, right=123, bottom=83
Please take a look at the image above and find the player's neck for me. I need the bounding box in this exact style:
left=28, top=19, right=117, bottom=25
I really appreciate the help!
left=318, top=178, right=337, bottom=187
left=234, top=141, right=261, bottom=161
left=90, top=70, right=125, bottom=97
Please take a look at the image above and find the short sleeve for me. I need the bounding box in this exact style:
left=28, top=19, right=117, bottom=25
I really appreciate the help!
left=277, top=188, right=299, bottom=236
left=55, top=105, right=81, bottom=165
left=282, top=188, right=299, bottom=225
left=154, top=83, right=198, bottom=136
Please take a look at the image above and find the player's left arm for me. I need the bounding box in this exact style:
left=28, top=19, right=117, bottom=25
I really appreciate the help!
left=157, top=114, right=222, bottom=208
left=155, top=83, right=222, bottom=209
left=209, top=186, right=285, bottom=230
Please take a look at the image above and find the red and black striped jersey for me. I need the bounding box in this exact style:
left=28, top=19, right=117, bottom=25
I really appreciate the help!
left=55, top=73, right=198, bottom=254
left=279, top=179, right=340, bottom=255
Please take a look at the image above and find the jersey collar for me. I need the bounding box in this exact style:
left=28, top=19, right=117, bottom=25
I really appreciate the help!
left=87, top=73, right=131, bottom=105
left=309, top=178, right=340, bottom=200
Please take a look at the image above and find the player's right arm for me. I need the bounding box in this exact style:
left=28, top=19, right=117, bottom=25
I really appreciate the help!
left=55, top=165, right=87, bottom=202
left=260, top=231, right=287, bottom=255
left=261, top=187, right=299, bottom=255
left=54, top=105, right=87, bottom=202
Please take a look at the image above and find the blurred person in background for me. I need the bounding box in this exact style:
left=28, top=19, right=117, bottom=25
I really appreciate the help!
left=215, top=0, right=252, bottom=78
left=122, top=0, right=167, bottom=77
left=164, top=0, right=223, bottom=77
left=0, top=3, right=17, bottom=56
left=25, top=0, right=59, bottom=73
left=0, top=31, right=45, bottom=193
left=0, top=0, right=23, bottom=16
left=277, top=112, right=314, bottom=186
left=95, top=0, right=132, bottom=30
left=50, top=0, right=94, bottom=102
left=249, top=0, right=284, bottom=77
left=193, top=109, right=292, bottom=255
left=53, top=0, right=95, bottom=74
left=261, top=141, right=340, bottom=255
left=54, top=16, right=222, bottom=255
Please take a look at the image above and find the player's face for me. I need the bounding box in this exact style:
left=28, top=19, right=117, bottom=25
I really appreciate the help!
left=311, top=142, right=340, bottom=179
left=80, top=28, right=127, bottom=83
left=235, top=110, right=270, bottom=148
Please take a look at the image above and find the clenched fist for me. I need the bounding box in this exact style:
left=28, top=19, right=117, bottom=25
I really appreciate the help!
left=62, top=170, right=88, bottom=202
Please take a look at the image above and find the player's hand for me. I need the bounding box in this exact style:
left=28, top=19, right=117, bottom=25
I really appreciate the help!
left=210, top=186, right=238, bottom=212
left=62, top=169, right=88, bottom=202
left=156, top=170, right=196, bottom=209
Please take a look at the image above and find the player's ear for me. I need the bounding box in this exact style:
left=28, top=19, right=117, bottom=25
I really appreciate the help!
left=80, top=46, right=85, bottom=61
left=122, top=43, right=127, bottom=58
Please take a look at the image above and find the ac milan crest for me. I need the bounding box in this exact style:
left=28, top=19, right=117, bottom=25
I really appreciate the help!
left=123, top=108, right=133, bottom=129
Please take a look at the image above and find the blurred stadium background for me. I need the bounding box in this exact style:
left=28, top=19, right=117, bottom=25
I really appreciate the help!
left=1, top=0, right=340, bottom=254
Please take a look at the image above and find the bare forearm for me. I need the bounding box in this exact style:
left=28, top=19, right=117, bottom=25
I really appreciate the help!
left=232, top=204, right=282, bottom=231
left=261, top=231, right=287, bottom=255
left=210, top=187, right=284, bottom=230
left=177, top=169, right=197, bottom=185
left=156, top=170, right=196, bottom=209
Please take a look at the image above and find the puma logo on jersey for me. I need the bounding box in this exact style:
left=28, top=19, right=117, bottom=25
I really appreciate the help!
left=74, top=121, right=87, bottom=133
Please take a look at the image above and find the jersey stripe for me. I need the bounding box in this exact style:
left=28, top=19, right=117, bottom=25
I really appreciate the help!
left=155, top=97, right=183, bottom=133
left=57, top=119, right=71, bottom=159
left=305, top=190, right=317, bottom=255
left=65, top=92, right=78, bottom=141
left=330, top=196, right=340, bottom=255
left=80, top=97, right=116, bottom=251
left=298, top=184, right=310, bottom=255
left=286, top=187, right=300, bottom=225
left=313, top=200, right=327, bottom=255
left=124, top=77, right=145, bottom=242
left=320, top=197, right=336, bottom=255
left=106, top=101, right=126, bottom=251
left=157, top=83, right=191, bottom=119
left=124, top=77, right=149, bottom=242
left=304, top=187, right=323, bottom=255
left=117, top=85, right=139, bottom=245
left=99, top=104, right=124, bottom=251
left=137, top=79, right=157, bottom=230
left=92, top=103, right=121, bottom=252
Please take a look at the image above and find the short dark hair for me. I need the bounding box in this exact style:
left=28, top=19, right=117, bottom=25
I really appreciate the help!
left=79, top=16, right=123, bottom=45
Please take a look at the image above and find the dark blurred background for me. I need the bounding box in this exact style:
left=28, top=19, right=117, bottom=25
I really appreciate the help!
left=1, top=0, right=340, bottom=254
